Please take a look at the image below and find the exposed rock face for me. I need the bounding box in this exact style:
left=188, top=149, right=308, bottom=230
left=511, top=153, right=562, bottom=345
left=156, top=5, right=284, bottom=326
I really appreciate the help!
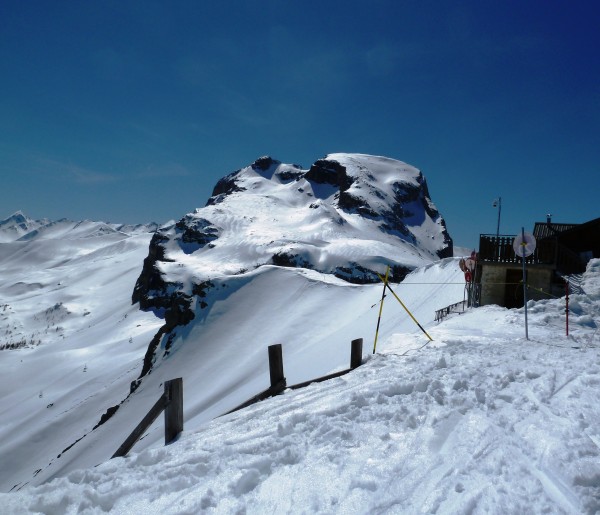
left=131, top=223, right=217, bottom=385
left=132, top=232, right=172, bottom=311
left=305, top=158, right=353, bottom=190
left=208, top=172, right=246, bottom=203
left=132, top=153, right=452, bottom=380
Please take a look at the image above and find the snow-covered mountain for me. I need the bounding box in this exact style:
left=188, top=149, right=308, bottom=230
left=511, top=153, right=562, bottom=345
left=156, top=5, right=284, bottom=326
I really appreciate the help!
left=0, top=212, right=160, bottom=352
left=0, top=211, right=50, bottom=242
left=137, top=153, right=451, bottom=292
left=132, top=153, right=452, bottom=384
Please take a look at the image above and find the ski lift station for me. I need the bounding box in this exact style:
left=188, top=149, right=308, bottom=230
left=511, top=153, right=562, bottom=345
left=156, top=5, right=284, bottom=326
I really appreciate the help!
left=474, top=216, right=600, bottom=308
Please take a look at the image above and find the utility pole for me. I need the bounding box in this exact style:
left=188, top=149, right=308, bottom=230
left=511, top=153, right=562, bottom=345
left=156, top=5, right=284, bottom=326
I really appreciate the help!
left=493, top=197, right=502, bottom=238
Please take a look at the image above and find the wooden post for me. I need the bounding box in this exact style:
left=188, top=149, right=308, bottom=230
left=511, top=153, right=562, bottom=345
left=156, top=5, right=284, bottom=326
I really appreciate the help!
left=112, top=394, right=167, bottom=458
left=164, top=378, right=183, bottom=445
left=112, top=377, right=184, bottom=458
left=350, top=338, right=363, bottom=369
left=268, top=344, right=286, bottom=391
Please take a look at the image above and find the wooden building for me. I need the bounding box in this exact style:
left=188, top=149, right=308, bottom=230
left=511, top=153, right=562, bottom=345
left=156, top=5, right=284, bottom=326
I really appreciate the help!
left=476, top=217, right=599, bottom=308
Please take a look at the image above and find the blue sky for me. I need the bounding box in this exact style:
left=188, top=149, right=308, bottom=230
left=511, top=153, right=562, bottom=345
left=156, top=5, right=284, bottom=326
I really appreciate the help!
left=1, top=1, right=598, bottom=248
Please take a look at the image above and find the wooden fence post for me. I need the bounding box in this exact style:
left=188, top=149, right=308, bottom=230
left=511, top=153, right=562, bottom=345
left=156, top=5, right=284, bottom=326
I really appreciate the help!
left=164, top=378, right=183, bottom=445
left=268, top=344, right=286, bottom=392
left=112, top=377, right=184, bottom=458
left=111, top=394, right=167, bottom=459
left=350, top=338, right=363, bottom=369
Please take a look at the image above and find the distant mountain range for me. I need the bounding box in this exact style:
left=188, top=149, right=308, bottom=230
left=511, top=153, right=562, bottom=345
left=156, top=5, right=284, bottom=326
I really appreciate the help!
left=0, top=211, right=159, bottom=243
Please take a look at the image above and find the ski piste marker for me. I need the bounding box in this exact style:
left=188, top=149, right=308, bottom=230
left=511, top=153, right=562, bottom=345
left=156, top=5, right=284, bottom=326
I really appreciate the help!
left=372, top=265, right=390, bottom=354
left=375, top=272, right=433, bottom=343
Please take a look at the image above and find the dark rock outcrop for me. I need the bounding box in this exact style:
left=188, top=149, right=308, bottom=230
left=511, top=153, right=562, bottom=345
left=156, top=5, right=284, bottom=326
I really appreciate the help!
left=305, top=158, right=353, bottom=190
left=251, top=156, right=277, bottom=172
left=132, top=232, right=173, bottom=311
left=207, top=171, right=246, bottom=206
left=175, top=216, right=219, bottom=254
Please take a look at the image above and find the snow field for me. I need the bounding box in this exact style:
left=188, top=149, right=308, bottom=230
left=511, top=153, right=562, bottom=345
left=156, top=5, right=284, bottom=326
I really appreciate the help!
left=0, top=208, right=598, bottom=512
left=0, top=230, right=163, bottom=492
left=1, top=261, right=599, bottom=513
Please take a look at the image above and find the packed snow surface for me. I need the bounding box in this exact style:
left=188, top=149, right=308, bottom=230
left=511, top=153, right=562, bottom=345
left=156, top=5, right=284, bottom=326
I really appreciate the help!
left=1, top=248, right=599, bottom=513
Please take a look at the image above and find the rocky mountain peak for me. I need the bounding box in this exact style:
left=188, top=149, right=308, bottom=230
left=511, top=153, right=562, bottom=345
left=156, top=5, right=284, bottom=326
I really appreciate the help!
left=131, top=153, right=453, bottom=380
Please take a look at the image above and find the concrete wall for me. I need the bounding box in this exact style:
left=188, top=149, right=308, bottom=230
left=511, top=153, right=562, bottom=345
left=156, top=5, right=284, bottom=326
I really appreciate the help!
left=479, top=264, right=506, bottom=307
left=479, top=263, right=554, bottom=307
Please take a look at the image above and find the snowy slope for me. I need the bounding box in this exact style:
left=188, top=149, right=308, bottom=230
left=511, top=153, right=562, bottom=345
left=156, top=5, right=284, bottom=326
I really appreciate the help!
left=1, top=260, right=598, bottom=514
left=0, top=215, right=163, bottom=491
left=1, top=256, right=465, bottom=492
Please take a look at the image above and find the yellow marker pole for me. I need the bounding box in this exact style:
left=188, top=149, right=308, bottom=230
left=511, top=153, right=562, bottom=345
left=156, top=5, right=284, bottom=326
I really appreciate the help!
left=372, top=265, right=390, bottom=354
left=376, top=273, right=433, bottom=342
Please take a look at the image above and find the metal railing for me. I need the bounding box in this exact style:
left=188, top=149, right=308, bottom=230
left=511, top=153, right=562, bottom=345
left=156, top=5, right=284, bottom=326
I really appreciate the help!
left=435, top=300, right=467, bottom=323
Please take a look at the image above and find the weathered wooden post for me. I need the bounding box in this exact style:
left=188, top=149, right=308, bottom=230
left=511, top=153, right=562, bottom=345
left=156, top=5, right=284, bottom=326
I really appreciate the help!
left=112, top=395, right=167, bottom=459
left=164, top=378, right=183, bottom=445
left=268, top=344, right=286, bottom=392
left=112, top=377, right=184, bottom=459
left=350, top=338, right=363, bottom=369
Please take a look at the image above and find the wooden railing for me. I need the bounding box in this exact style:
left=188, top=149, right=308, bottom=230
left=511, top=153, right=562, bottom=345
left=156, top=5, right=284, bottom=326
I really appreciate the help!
left=112, top=378, right=183, bottom=458
left=227, top=339, right=363, bottom=415
left=113, top=339, right=364, bottom=457
left=478, top=234, right=585, bottom=274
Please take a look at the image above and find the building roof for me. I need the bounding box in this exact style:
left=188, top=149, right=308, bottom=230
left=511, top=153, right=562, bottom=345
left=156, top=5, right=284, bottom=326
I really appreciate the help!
left=554, top=217, right=600, bottom=254
left=533, top=222, right=578, bottom=240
